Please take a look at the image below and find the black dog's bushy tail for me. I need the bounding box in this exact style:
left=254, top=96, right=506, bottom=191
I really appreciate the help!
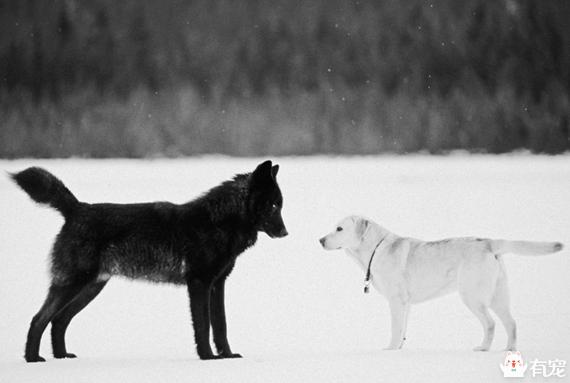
left=11, top=167, right=79, bottom=218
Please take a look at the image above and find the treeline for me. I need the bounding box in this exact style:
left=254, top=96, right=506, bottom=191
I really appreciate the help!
left=0, top=0, right=569, bottom=157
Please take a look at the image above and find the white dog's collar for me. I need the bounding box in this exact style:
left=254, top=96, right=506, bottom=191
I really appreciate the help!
left=364, top=238, right=384, bottom=294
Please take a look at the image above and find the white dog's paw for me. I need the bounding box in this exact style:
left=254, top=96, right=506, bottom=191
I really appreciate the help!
left=473, top=345, right=490, bottom=352
left=383, top=344, right=403, bottom=350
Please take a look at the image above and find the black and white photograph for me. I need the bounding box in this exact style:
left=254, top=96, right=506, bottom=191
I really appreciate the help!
left=0, top=1, right=569, bottom=382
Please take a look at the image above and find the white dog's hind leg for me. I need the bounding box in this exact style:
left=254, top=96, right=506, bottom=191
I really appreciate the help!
left=490, top=272, right=517, bottom=351
left=458, top=251, right=500, bottom=351
left=385, top=299, right=410, bottom=350
left=462, top=299, right=495, bottom=351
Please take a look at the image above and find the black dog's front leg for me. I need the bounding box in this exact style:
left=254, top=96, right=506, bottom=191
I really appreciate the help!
left=187, top=279, right=219, bottom=360
left=211, top=278, right=241, bottom=358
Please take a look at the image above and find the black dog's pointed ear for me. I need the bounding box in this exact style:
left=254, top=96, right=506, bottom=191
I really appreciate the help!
left=251, top=160, right=273, bottom=186
left=271, top=164, right=279, bottom=178
left=253, top=160, right=272, bottom=177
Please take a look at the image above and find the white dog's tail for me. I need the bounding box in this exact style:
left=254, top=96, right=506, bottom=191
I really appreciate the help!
left=490, top=240, right=563, bottom=256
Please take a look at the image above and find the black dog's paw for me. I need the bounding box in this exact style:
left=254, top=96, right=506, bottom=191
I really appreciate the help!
left=200, top=354, right=223, bottom=360
left=25, top=355, right=46, bottom=363
left=54, top=352, right=77, bottom=359
left=220, top=353, right=242, bottom=359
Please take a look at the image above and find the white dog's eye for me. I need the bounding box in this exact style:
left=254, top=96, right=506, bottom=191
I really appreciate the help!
left=336, top=227, right=343, bottom=232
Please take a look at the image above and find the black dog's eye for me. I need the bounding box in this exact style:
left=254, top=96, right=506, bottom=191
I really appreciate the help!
left=271, top=203, right=278, bottom=211
left=336, top=227, right=343, bottom=232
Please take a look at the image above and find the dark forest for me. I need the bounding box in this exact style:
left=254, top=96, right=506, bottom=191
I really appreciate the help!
left=1, top=0, right=568, bottom=157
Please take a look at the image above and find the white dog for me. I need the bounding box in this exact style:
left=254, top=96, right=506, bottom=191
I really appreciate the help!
left=319, top=216, right=563, bottom=351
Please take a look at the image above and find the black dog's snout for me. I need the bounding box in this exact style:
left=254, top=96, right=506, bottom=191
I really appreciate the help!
left=319, top=237, right=326, bottom=246
left=279, top=228, right=289, bottom=237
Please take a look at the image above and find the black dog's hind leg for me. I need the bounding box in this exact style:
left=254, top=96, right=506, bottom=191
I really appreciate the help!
left=210, top=278, right=241, bottom=358
left=25, top=283, right=85, bottom=362
left=187, top=279, right=220, bottom=360
left=51, top=280, right=108, bottom=359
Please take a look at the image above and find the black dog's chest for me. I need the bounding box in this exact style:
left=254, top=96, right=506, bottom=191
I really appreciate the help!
left=185, top=229, right=258, bottom=278
left=228, top=231, right=258, bottom=255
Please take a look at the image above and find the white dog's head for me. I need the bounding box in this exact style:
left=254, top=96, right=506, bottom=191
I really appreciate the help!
left=319, top=216, right=372, bottom=251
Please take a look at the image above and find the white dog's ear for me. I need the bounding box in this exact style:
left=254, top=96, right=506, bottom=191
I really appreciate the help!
left=356, top=218, right=370, bottom=240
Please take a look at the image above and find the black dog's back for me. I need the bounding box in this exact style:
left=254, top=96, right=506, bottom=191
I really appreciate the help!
left=12, top=161, right=288, bottom=362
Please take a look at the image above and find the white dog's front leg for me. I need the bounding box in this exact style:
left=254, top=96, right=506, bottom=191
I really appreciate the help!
left=385, top=299, right=410, bottom=350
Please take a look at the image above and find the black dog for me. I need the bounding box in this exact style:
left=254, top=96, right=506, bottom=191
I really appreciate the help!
left=12, top=160, right=288, bottom=362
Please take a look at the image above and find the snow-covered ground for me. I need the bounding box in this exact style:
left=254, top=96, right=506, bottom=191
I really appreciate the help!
left=0, top=156, right=569, bottom=383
